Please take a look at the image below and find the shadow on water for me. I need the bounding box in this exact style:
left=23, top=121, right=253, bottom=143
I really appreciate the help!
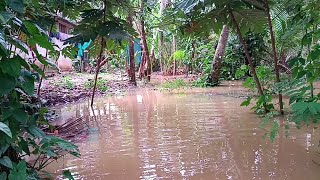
left=47, top=90, right=320, bottom=180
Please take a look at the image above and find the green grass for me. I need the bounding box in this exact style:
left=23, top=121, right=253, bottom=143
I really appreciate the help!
left=84, top=78, right=108, bottom=92
left=161, top=79, right=188, bottom=89
left=54, top=76, right=75, bottom=89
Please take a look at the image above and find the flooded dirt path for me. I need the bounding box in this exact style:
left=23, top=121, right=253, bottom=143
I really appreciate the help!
left=47, top=90, right=320, bottom=180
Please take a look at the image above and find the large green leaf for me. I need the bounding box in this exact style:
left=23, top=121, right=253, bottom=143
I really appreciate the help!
left=0, top=156, right=13, bottom=169
left=63, top=170, right=75, bottom=180
left=12, top=109, right=28, bottom=124
left=29, top=34, right=53, bottom=51
left=20, top=75, right=35, bottom=95
left=240, top=97, right=251, bottom=107
left=0, top=11, right=13, bottom=23
left=8, top=160, right=26, bottom=180
left=291, top=102, right=309, bottom=115
left=7, top=37, right=29, bottom=54
left=5, top=0, right=25, bottom=13
left=0, top=73, right=16, bottom=96
left=18, top=139, right=30, bottom=155
left=28, top=126, right=45, bottom=138
left=0, top=122, right=12, bottom=138
left=0, top=58, right=21, bottom=77
left=23, top=21, right=40, bottom=35
left=16, top=56, right=30, bottom=71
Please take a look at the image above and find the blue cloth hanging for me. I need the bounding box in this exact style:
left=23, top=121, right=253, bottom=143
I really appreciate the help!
left=126, top=39, right=142, bottom=64
left=77, top=39, right=93, bottom=58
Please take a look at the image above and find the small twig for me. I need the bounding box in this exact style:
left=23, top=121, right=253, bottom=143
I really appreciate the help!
left=312, top=160, right=320, bottom=167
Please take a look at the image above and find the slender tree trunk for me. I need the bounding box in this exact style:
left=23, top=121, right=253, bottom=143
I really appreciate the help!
left=125, top=59, right=129, bottom=76
left=127, top=16, right=136, bottom=86
left=91, top=38, right=104, bottom=106
left=210, top=25, right=229, bottom=85
left=139, top=44, right=145, bottom=78
left=172, top=34, right=177, bottom=76
left=37, top=22, right=55, bottom=97
left=91, top=1, right=106, bottom=106
left=229, top=10, right=267, bottom=113
left=158, top=0, right=170, bottom=73
left=190, top=41, right=195, bottom=74
left=264, top=0, right=284, bottom=114
left=158, top=32, right=164, bottom=73
left=140, top=0, right=151, bottom=81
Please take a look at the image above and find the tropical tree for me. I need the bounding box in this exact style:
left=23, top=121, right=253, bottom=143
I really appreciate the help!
left=139, top=0, right=152, bottom=81
left=210, top=25, right=229, bottom=85
left=175, top=0, right=269, bottom=112
left=67, top=0, right=136, bottom=105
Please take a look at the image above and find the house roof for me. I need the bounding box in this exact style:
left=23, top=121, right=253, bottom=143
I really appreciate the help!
left=55, top=15, right=77, bottom=27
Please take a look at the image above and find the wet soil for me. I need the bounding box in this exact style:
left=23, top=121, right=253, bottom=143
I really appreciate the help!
left=38, top=72, right=136, bottom=106
left=37, top=71, right=255, bottom=107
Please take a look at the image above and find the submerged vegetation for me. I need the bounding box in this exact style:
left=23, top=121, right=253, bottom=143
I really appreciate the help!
left=161, top=79, right=188, bottom=89
left=1, top=0, right=320, bottom=179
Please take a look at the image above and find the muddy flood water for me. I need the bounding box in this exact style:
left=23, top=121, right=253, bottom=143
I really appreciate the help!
left=47, top=90, right=320, bottom=180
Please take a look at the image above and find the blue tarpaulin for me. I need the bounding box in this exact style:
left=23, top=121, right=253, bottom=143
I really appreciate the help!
left=126, top=39, right=142, bottom=64
left=77, top=39, right=93, bottom=58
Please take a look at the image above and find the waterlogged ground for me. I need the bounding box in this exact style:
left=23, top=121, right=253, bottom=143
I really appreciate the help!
left=47, top=89, right=320, bottom=180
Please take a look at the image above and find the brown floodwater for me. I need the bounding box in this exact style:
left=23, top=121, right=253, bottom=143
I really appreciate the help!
left=47, top=90, right=320, bottom=180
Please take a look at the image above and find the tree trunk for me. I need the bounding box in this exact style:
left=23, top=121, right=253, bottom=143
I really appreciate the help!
left=229, top=10, right=268, bottom=113
left=172, top=34, right=177, bottom=76
left=264, top=0, right=284, bottom=114
left=139, top=43, right=145, bottom=78
left=127, top=16, right=136, bottom=86
left=158, top=0, right=170, bottom=73
left=158, top=32, right=164, bottom=73
left=91, top=1, right=107, bottom=106
left=91, top=38, right=104, bottom=106
left=210, top=25, right=229, bottom=85
left=190, top=41, right=195, bottom=74
left=140, top=0, right=151, bottom=81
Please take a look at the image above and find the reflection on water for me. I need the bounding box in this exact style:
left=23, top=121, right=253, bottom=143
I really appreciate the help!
left=48, top=91, right=320, bottom=180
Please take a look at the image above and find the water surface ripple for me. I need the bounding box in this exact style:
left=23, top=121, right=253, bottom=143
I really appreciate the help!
left=48, top=92, right=320, bottom=180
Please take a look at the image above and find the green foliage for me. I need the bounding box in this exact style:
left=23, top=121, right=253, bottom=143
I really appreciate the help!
left=290, top=102, right=320, bottom=127
left=259, top=111, right=281, bottom=141
left=63, top=170, right=75, bottom=180
left=0, top=0, right=81, bottom=179
left=225, top=32, right=268, bottom=79
left=169, top=50, right=185, bottom=63
left=191, top=39, right=216, bottom=87
left=55, top=76, right=75, bottom=89
left=240, top=97, right=251, bottom=107
left=84, top=78, right=108, bottom=92
left=161, top=79, right=187, bottom=89
left=235, top=65, right=249, bottom=79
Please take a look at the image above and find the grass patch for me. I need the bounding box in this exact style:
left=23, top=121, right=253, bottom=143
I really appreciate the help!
left=161, top=79, right=188, bottom=89
left=84, top=78, right=108, bottom=92
left=54, top=76, right=75, bottom=89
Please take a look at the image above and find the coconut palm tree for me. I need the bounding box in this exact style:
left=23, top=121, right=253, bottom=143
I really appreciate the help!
left=176, top=0, right=269, bottom=112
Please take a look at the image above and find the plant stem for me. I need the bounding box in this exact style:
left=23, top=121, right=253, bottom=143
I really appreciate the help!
left=264, top=0, right=284, bottom=114
left=91, top=1, right=106, bottom=106
left=229, top=9, right=268, bottom=113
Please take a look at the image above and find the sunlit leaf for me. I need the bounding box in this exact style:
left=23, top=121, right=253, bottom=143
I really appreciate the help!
left=0, top=122, right=12, bottom=138
left=0, top=156, right=13, bottom=169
